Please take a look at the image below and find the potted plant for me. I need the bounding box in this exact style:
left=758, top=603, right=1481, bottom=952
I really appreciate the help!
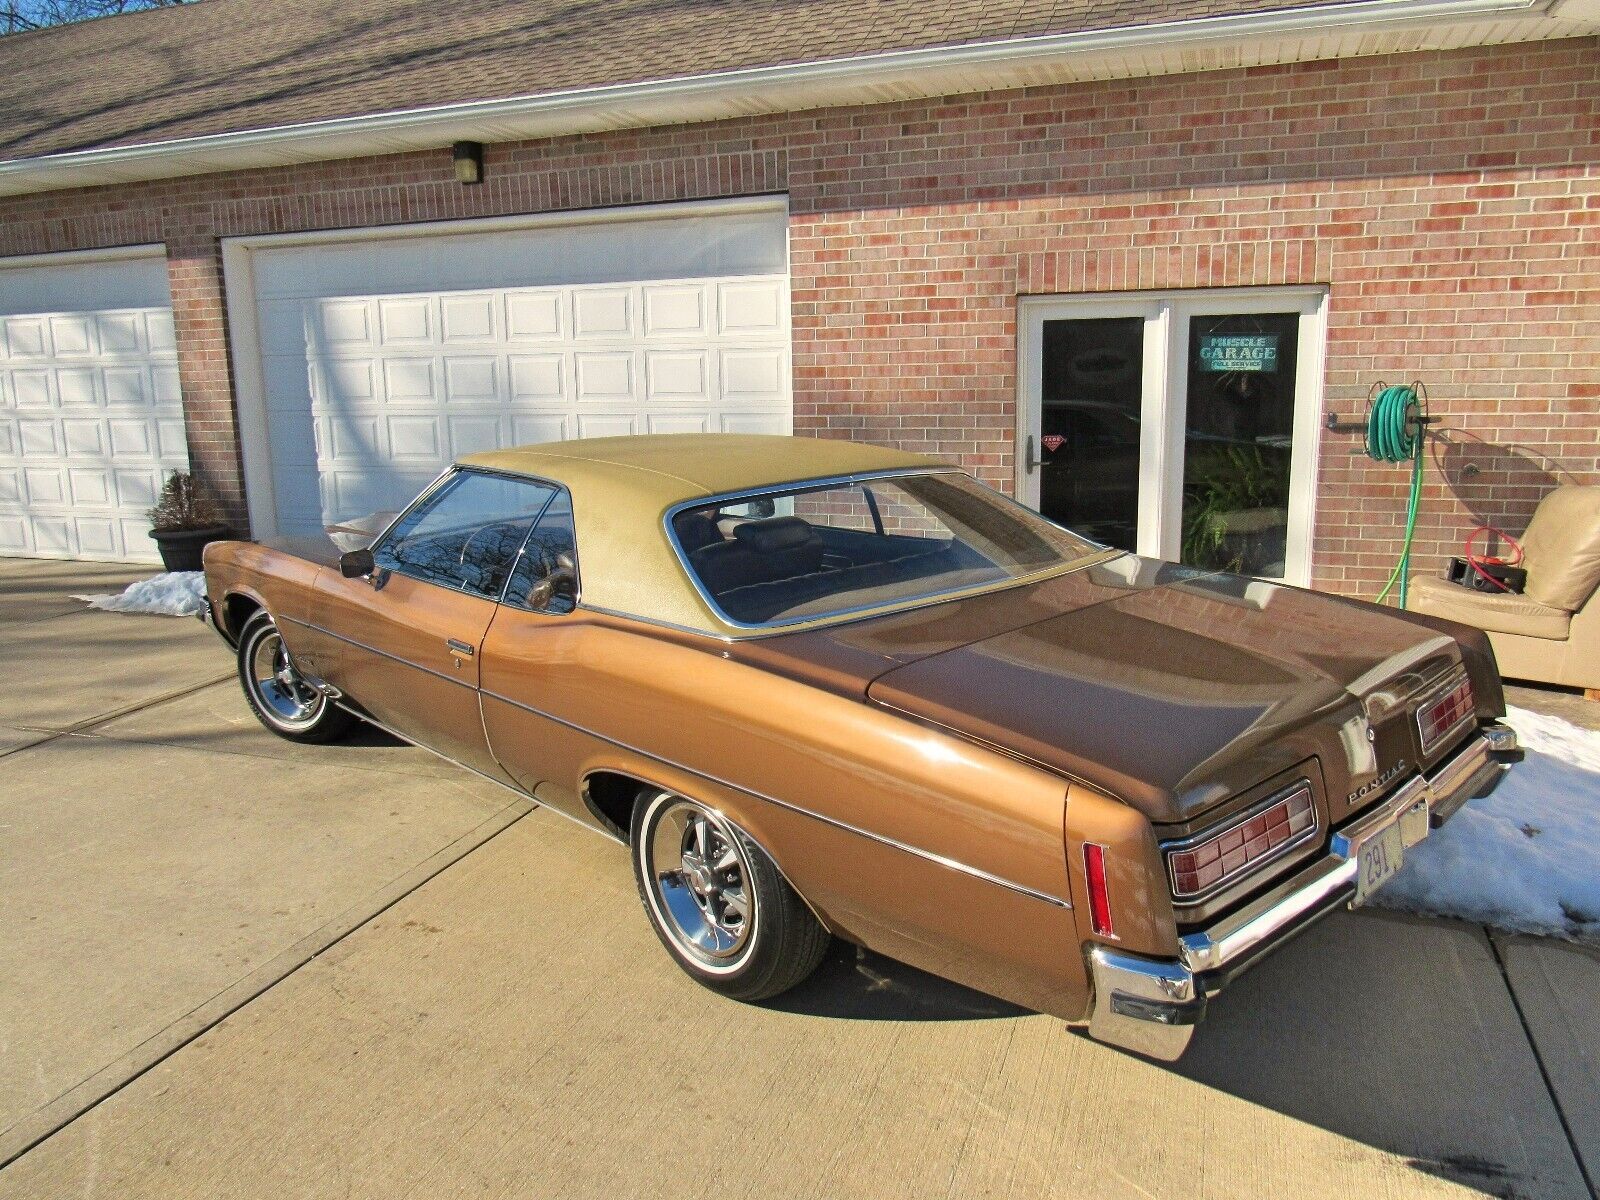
left=147, top=471, right=231, bottom=572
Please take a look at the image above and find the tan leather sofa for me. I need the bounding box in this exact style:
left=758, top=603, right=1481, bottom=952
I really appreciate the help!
left=1408, top=485, right=1600, bottom=695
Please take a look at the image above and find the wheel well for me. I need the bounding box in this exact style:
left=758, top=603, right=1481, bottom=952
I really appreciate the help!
left=223, top=593, right=263, bottom=644
left=582, top=771, right=654, bottom=843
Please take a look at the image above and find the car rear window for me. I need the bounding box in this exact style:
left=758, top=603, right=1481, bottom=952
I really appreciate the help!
left=671, top=471, right=1100, bottom=628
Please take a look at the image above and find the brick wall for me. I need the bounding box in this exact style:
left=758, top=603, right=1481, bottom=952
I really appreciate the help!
left=1, top=38, right=1595, bottom=595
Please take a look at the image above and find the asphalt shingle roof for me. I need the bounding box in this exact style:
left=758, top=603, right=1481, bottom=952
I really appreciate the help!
left=0, top=0, right=1349, bottom=162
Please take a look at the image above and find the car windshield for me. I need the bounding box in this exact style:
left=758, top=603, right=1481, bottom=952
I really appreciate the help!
left=671, top=471, right=1103, bottom=627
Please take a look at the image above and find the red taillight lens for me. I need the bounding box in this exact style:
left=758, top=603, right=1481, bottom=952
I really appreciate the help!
left=1083, top=842, right=1114, bottom=937
left=1418, top=674, right=1474, bottom=755
left=1165, top=783, right=1316, bottom=902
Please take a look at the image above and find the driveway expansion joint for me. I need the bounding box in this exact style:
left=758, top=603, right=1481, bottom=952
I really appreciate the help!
left=1487, top=929, right=1599, bottom=1200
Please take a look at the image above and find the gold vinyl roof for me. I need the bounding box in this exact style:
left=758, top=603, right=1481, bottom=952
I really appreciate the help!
left=458, top=434, right=943, bottom=635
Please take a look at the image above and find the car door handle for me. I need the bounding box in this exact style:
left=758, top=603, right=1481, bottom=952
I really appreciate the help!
left=445, top=638, right=475, bottom=658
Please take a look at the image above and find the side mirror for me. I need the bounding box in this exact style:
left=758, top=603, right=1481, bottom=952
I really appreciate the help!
left=339, top=547, right=375, bottom=578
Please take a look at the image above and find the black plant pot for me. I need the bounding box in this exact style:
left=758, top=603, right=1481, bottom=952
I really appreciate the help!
left=150, top=525, right=232, bottom=573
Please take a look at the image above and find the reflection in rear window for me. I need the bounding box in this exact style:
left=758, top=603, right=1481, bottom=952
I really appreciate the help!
left=671, top=472, right=1100, bottom=627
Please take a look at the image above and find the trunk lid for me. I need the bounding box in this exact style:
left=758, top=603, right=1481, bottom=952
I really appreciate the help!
left=864, top=559, right=1465, bottom=823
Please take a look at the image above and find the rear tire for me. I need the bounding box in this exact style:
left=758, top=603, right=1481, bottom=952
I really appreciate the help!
left=236, top=612, right=356, bottom=744
left=631, top=789, right=830, bottom=1002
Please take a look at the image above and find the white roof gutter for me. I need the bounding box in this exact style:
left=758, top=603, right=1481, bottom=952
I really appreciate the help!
left=0, top=0, right=1585, bottom=198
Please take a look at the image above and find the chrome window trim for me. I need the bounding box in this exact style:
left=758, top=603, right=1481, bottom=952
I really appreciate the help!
left=662, top=467, right=1112, bottom=633
left=1160, top=777, right=1321, bottom=908
left=1414, top=667, right=1475, bottom=757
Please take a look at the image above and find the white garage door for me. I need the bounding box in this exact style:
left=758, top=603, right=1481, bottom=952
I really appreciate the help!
left=0, top=250, right=185, bottom=562
left=239, top=204, right=791, bottom=536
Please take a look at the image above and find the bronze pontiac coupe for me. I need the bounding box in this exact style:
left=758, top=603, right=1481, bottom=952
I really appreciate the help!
left=201, top=434, right=1521, bottom=1059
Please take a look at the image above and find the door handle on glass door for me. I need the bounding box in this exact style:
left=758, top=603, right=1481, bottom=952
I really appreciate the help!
left=446, top=638, right=475, bottom=658
left=1024, top=435, right=1047, bottom=473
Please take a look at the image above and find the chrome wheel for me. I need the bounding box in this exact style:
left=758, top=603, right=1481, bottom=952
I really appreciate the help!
left=246, top=625, right=323, bottom=729
left=642, top=797, right=755, bottom=972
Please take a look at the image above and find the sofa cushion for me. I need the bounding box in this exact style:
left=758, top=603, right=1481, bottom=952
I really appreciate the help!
left=1521, top=485, right=1600, bottom=612
left=1408, top=574, right=1571, bottom=640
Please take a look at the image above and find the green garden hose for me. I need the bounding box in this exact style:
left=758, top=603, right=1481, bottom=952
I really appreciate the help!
left=1366, top=383, right=1426, bottom=607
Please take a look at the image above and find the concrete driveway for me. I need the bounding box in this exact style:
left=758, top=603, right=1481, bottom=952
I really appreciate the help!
left=1, top=559, right=1596, bottom=1200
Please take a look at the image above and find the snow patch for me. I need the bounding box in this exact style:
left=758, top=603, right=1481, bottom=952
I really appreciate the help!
left=74, top=572, right=206, bottom=617
left=1377, top=705, right=1600, bottom=942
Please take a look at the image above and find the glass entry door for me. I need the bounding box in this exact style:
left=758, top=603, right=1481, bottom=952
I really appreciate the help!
left=1018, top=288, right=1326, bottom=584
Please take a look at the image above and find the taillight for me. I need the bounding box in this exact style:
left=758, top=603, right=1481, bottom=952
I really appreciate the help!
left=1164, top=782, right=1316, bottom=903
left=1417, top=674, right=1474, bottom=755
left=1083, top=842, right=1114, bottom=937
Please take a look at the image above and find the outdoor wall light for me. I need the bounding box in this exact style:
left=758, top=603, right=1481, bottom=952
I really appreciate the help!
left=452, top=141, right=484, bottom=185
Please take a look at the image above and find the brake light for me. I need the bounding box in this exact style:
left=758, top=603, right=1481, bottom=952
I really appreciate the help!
left=1165, top=783, right=1316, bottom=902
left=1418, top=674, right=1474, bottom=755
left=1083, top=843, right=1114, bottom=937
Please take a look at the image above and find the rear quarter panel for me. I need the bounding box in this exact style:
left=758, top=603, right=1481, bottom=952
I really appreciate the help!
left=479, top=611, right=1099, bottom=1021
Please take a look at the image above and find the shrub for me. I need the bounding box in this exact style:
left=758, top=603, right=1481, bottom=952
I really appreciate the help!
left=148, top=471, right=224, bottom=532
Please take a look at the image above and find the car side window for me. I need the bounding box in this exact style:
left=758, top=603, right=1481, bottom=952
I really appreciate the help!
left=373, top=471, right=557, bottom=600
left=502, top=490, right=579, bottom=614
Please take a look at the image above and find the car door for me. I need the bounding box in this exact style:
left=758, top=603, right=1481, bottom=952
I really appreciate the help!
left=314, top=468, right=558, bottom=776
left=477, top=488, right=596, bottom=822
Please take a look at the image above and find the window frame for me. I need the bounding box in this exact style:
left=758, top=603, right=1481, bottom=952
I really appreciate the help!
left=663, top=467, right=1112, bottom=633
left=499, top=482, right=583, bottom=615
left=367, top=466, right=573, bottom=607
left=1016, top=286, right=1328, bottom=586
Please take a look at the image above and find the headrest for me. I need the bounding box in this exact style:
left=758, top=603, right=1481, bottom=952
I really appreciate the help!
left=734, top=516, right=818, bottom=555
left=674, top=512, right=721, bottom=554
left=1522, top=486, right=1600, bottom=612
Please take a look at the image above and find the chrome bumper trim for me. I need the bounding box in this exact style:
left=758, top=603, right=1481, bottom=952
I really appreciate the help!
left=1087, top=723, right=1517, bottom=1060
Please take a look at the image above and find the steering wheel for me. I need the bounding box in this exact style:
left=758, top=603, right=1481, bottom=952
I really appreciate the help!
left=458, top=522, right=521, bottom=568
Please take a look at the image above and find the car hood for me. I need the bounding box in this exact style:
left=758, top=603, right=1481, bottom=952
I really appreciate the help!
left=863, top=557, right=1470, bottom=823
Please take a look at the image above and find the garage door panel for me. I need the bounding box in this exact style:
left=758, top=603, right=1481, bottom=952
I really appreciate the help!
left=0, top=513, right=26, bottom=553
left=441, top=294, right=497, bottom=342
left=248, top=212, right=789, bottom=535
left=1, top=253, right=184, bottom=561
left=644, top=351, right=710, bottom=402
left=443, top=357, right=498, bottom=401
left=576, top=414, right=640, bottom=439
left=720, top=412, right=790, bottom=436
left=447, top=415, right=503, bottom=457
left=719, top=280, right=784, bottom=333
left=511, top=414, right=568, bottom=444
left=13, top=371, right=51, bottom=408
left=643, top=286, right=707, bottom=338
left=573, top=352, right=635, bottom=402
left=506, top=293, right=562, bottom=340
left=647, top=413, right=709, bottom=435
left=722, top=349, right=787, bottom=400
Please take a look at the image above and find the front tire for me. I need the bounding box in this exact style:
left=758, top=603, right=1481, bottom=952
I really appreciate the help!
left=631, top=789, right=830, bottom=1001
left=236, top=612, right=356, bottom=744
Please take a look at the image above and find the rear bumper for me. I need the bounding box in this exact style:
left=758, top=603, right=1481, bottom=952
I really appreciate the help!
left=1086, top=721, right=1519, bottom=1060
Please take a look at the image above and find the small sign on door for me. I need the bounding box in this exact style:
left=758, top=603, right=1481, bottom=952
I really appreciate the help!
left=1198, top=333, right=1279, bottom=373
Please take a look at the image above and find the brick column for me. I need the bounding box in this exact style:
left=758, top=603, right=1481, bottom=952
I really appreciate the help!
left=164, top=229, right=251, bottom=536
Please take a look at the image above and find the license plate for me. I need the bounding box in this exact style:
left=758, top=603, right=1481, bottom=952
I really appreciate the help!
left=1353, top=821, right=1406, bottom=907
